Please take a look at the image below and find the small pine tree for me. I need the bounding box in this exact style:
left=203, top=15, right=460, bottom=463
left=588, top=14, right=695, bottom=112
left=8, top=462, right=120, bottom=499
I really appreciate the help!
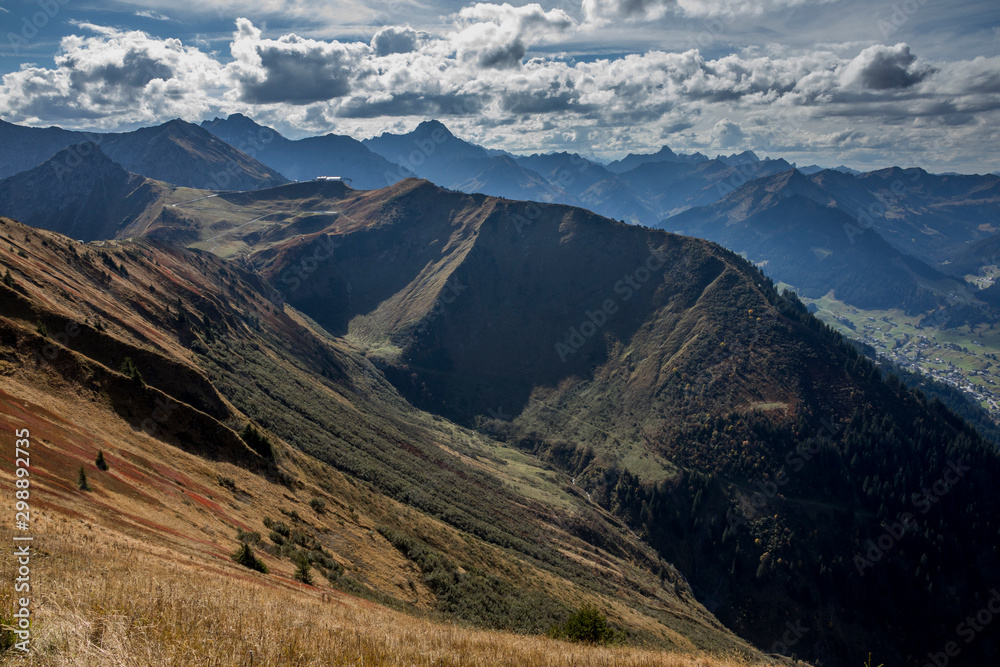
left=77, top=465, right=91, bottom=491
left=118, top=357, right=144, bottom=385
left=553, top=605, right=622, bottom=645
left=294, top=558, right=314, bottom=585
left=232, top=543, right=269, bottom=574
left=95, top=450, right=108, bottom=471
left=202, top=313, right=214, bottom=342
left=2, top=269, right=13, bottom=287
left=35, top=320, right=48, bottom=337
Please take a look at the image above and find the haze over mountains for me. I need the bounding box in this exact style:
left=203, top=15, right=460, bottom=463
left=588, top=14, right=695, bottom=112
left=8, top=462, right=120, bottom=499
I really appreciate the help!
left=3, top=113, right=1000, bottom=666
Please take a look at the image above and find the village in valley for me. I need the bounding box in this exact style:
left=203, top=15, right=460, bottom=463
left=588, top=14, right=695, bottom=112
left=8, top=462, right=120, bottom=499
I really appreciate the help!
left=796, top=290, right=1000, bottom=422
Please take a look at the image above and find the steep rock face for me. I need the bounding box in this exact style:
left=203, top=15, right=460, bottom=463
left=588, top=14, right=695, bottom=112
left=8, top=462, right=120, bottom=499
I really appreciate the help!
left=0, top=143, right=163, bottom=241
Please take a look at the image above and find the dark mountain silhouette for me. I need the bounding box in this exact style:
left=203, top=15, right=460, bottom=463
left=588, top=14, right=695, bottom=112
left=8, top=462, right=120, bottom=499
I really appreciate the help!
left=0, top=143, right=165, bottom=241
left=201, top=113, right=412, bottom=189
left=0, top=118, right=286, bottom=190
left=606, top=145, right=708, bottom=173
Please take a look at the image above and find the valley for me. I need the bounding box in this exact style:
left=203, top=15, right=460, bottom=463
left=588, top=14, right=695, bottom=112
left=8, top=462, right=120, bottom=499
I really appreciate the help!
left=798, top=289, right=1000, bottom=425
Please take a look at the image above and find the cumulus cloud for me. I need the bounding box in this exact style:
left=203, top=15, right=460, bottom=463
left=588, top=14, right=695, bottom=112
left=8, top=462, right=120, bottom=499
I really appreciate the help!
left=840, top=43, right=934, bottom=90
left=228, top=18, right=372, bottom=105
left=371, top=26, right=425, bottom=56
left=452, top=3, right=575, bottom=69
left=1, top=10, right=997, bottom=171
left=0, top=23, right=223, bottom=126
left=709, top=118, right=744, bottom=148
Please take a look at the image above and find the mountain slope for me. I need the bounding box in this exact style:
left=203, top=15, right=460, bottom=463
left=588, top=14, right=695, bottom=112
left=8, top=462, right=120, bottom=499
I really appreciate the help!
left=808, top=167, right=1000, bottom=270
left=191, top=178, right=1000, bottom=666
left=513, top=152, right=616, bottom=198
left=0, top=215, right=772, bottom=662
left=0, top=118, right=86, bottom=179
left=0, top=118, right=287, bottom=190
left=0, top=143, right=166, bottom=241
left=201, top=113, right=411, bottom=189
left=455, top=155, right=579, bottom=203
left=363, top=120, right=491, bottom=186
left=661, top=169, right=980, bottom=314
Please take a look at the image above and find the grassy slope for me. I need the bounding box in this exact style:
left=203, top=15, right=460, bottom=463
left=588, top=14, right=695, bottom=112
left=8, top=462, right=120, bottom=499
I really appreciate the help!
left=0, top=217, right=778, bottom=664
left=88, top=180, right=1000, bottom=664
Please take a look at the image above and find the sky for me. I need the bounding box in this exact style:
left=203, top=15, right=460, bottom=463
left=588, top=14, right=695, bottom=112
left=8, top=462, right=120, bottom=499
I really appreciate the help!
left=0, top=0, right=998, bottom=172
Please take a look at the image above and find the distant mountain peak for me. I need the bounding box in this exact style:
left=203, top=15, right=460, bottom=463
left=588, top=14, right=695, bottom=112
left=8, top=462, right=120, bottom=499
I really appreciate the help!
left=38, top=141, right=128, bottom=178
left=717, top=150, right=760, bottom=166
left=0, top=140, right=159, bottom=241
left=159, top=118, right=197, bottom=132
left=416, top=119, right=447, bottom=129
left=413, top=119, right=454, bottom=137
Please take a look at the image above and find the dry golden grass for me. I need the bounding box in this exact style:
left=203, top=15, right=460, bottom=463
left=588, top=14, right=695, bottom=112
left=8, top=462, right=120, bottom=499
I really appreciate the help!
left=0, top=518, right=780, bottom=667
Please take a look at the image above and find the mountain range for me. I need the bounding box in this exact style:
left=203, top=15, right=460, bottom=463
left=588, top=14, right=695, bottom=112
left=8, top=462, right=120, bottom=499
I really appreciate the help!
left=0, top=118, right=287, bottom=191
left=3, top=114, right=1000, bottom=665
left=201, top=113, right=411, bottom=189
